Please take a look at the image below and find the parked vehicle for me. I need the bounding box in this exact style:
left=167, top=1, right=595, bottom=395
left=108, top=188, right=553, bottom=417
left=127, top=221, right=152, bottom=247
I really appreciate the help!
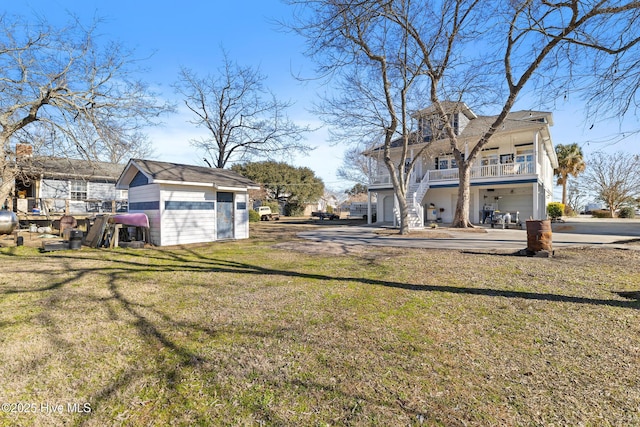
left=256, top=206, right=280, bottom=221
left=312, top=211, right=339, bottom=220
left=349, top=202, right=376, bottom=221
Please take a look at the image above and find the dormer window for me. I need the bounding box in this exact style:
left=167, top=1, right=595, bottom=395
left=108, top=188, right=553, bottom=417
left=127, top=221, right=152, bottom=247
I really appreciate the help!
left=451, top=113, right=459, bottom=135
left=419, top=113, right=459, bottom=140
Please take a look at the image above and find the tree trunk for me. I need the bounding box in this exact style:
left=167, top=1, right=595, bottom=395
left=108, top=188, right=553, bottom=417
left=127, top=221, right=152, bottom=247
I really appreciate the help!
left=561, top=174, right=568, bottom=206
left=0, top=176, right=13, bottom=209
left=451, top=163, right=473, bottom=228
left=396, top=189, right=409, bottom=234
left=0, top=136, right=15, bottom=208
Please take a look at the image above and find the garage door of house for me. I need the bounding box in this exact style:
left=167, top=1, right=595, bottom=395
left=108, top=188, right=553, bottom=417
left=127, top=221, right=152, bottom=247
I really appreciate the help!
left=216, top=192, right=234, bottom=240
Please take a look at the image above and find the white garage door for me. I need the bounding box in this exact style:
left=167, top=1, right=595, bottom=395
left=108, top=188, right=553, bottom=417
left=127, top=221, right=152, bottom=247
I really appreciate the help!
left=498, top=194, right=532, bottom=220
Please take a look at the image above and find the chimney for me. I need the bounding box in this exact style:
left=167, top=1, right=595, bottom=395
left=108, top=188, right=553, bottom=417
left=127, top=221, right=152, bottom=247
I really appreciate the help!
left=16, top=144, right=33, bottom=157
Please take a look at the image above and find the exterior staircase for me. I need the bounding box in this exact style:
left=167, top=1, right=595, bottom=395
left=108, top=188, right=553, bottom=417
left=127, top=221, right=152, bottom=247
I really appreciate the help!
left=394, top=176, right=430, bottom=229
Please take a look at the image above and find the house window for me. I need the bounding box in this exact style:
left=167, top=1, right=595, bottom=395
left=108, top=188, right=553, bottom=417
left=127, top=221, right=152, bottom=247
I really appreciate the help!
left=436, top=155, right=458, bottom=170
left=481, top=154, right=499, bottom=166
left=70, top=180, right=87, bottom=200
left=500, top=154, right=514, bottom=164
left=450, top=113, right=459, bottom=135
left=516, top=147, right=534, bottom=163
left=420, top=117, right=432, bottom=139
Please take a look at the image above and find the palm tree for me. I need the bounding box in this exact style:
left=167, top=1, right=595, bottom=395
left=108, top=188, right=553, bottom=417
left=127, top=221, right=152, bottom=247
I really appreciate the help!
left=555, top=143, right=586, bottom=207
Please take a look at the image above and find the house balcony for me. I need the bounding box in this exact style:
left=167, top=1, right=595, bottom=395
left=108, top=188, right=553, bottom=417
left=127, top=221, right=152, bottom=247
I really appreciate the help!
left=368, top=161, right=537, bottom=190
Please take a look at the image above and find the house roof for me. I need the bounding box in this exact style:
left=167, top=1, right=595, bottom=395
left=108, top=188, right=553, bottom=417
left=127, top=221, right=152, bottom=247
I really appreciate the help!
left=414, top=101, right=478, bottom=120
left=369, top=109, right=554, bottom=153
left=116, top=159, right=261, bottom=191
left=17, top=157, right=124, bottom=182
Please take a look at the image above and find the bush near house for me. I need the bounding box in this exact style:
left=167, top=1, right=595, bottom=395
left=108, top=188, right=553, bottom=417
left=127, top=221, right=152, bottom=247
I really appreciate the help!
left=248, top=209, right=261, bottom=222
left=563, top=205, right=577, bottom=217
left=591, top=209, right=612, bottom=218
left=284, top=202, right=305, bottom=217
left=618, top=207, right=635, bottom=218
left=547, top=202, right=564, bottom=220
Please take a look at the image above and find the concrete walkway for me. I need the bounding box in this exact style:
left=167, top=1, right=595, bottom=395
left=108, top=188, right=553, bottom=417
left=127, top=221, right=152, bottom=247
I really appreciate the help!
left=298, top=217, right=640, bottom=251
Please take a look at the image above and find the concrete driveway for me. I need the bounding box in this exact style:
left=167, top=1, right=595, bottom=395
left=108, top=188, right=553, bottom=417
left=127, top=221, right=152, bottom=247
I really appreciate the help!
left=297, top=217, right=640, bottom=251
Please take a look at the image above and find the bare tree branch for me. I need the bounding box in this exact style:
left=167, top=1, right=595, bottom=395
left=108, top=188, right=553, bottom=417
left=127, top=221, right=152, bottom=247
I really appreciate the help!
left=0, top=12, right=172, bottom=203
left=287, top=0, right=640, bottom=229
left=173, top=48, right=313, bottom=169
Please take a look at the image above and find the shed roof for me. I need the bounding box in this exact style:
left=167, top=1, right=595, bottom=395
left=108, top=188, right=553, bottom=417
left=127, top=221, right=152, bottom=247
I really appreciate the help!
left=116, top=159, right=261, bottom=190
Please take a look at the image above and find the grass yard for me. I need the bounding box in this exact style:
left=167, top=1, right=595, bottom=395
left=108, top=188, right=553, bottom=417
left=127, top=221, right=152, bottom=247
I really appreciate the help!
left=1, top=221, right=639, bottom=426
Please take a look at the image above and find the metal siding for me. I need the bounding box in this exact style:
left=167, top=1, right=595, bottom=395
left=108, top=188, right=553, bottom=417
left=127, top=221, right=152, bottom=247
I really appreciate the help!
left=159, top=185, right=216, bottom=246
left=88, top=182, right=118, bottom=200
left=128, top=184, right=161, bottom=245
left=40, top=179, right=69, bottom=199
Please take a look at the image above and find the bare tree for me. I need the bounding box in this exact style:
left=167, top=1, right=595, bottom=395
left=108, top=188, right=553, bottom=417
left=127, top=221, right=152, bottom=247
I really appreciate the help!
left=337, top=145, right=375, bottom=185
left=289, top=0, right=640, bottom=229
left=174, top=49, right=312, bottom=169
left=289, top=1, right=452, bottom=233
left=0, top=13, right=170, bottom=203
left=566, top=180, right=589, bottom=215
left=582, top=151, right=640, bottom=217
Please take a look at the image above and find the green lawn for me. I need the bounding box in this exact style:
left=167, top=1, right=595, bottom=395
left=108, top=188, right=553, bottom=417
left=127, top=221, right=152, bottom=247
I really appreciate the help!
left=1, top=224, right=639, bottom=426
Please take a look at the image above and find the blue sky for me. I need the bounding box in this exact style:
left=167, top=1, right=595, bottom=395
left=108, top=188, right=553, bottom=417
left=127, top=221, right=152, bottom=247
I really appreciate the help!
left=8, top=1, right=344, bottom=187
left=6, top=1, right=640, bottom=195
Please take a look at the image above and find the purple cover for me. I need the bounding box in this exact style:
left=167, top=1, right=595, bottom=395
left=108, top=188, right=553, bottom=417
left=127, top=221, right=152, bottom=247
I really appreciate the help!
left=109, top=213, right=149, bottom=228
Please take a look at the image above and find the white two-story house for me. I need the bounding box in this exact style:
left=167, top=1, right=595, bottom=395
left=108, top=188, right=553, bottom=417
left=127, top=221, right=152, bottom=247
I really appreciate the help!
left=366, top=102, right=558, bottom=227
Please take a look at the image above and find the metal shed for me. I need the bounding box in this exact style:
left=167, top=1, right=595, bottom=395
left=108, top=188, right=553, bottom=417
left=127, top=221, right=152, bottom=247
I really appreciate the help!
left=116, top=159, right=260, bottom=246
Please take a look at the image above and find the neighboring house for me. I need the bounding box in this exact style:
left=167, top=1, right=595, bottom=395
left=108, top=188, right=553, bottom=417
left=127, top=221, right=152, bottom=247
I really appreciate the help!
left=366, top=102, right=558, bottom=227
left=12, top=156, right=127, bottom=215
left=116, top=159, right=260, bottom=246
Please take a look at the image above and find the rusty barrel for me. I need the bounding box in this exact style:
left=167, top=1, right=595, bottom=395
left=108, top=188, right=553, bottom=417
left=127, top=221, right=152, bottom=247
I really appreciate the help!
left=526, top=219, right=552, bottom=252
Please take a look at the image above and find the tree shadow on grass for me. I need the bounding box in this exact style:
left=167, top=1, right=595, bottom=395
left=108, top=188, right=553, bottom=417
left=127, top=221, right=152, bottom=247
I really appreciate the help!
left=118, top=246, right=640, bottom=309
left=1, top=246, right=639, bottom=424
left=3, top=246, right=638, bottom=310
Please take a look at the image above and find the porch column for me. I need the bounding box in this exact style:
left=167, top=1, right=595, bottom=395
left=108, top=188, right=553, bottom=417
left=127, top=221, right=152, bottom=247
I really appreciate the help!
left=410, top=149, right=415, bottom=183
left=534, top=132, right=540, bottom=175
left=394, top=194, right=398, bottom=228
left=533, top=182, right=539, bottom=220
left=471, top=187, right=479, bottom=224
left=367, top=191, right=372, bottom=225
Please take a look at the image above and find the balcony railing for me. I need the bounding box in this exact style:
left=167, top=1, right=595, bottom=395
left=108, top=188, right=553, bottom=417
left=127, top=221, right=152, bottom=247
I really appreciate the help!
left=370, top=161, right=536, bottom=187
left=6, top=197, right=128, bottom=217
left=429, top=161, right=536, bottom=182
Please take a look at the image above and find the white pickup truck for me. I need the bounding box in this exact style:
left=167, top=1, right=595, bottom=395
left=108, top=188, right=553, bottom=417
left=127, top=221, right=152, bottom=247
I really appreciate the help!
left=256, top=206, right=280, bottom=221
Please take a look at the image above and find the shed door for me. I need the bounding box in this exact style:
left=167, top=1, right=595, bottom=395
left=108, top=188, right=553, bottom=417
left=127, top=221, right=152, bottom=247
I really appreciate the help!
left=216, top=192, right=234, bottom=239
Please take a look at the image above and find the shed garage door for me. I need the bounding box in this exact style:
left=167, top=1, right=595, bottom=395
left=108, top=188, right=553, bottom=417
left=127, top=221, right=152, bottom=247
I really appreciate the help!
left=216, top=192, right=234, bottom=239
